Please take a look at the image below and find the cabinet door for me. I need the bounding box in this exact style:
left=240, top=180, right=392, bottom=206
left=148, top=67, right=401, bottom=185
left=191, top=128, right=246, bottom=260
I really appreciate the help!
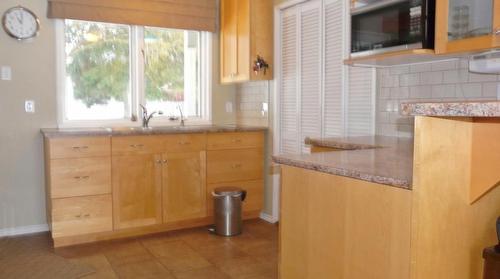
left=220, top=0, right=238, bottom=83
left=236, top=0, right=250, bottom=81
left=162, top=151, right=207, bottom=223
left=112, top=154, right=162, bottom=230
left=436, top=0, right=500, bottom=53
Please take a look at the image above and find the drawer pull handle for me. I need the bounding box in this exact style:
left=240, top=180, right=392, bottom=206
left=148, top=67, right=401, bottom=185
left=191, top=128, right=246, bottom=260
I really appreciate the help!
left=231, top=163, right=243, bottom=169
left=72, top=146, right=89, bottom=151
left=232, top=139, right=242, bottom=143
left=75, top=214, right=82, bottom=218
left=178, top=141, right=191, bottom=145
left=83, top=214, right=91, bottom=218
left=130, top=144, right=144, bottom=148
left=74, top=176, right=90, bottom=180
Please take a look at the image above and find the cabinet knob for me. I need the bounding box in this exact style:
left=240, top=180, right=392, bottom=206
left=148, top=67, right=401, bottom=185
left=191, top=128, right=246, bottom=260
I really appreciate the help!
left=156, top=159, right=163, bottom=164
left=163, top=160, right=168, bottom=164
left=231, top=163, right=243, bottom=169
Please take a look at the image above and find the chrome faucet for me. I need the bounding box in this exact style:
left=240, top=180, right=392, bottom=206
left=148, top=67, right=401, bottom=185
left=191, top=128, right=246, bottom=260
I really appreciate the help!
left=177, top=105, right=185, bottom=126
left=140, top=104, right=162, bottom=128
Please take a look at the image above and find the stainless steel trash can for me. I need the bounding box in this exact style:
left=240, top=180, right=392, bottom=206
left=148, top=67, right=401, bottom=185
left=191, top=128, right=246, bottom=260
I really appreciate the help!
left=212, top=187, right=246, bottom=236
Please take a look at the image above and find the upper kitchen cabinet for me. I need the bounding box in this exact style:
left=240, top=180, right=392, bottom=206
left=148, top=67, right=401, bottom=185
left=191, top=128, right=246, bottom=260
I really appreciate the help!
left=220, top=0, right=273, bottom=83
left=435, top=0, right=500, bottom=54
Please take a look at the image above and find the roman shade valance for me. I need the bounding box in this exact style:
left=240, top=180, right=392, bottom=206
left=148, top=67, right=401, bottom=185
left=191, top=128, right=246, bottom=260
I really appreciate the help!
left=47, top=0, right=217, bottom=32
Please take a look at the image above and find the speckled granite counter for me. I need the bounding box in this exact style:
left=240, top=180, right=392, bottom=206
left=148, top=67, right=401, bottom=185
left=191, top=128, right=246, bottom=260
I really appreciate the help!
left=41, top=125, right=267, bottom=138
left=273, top=136, right=413, bottom=189
left=401, top=100, right=500, bottom=117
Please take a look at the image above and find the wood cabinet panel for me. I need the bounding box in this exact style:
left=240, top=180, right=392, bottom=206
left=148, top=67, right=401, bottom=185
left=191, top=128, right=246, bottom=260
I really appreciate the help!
left=51, top=195, right=112, bottom=238
left=207, top=148, right=264, bottom=184
left=207, top=132, right=264, bottom=150
left=112, top=136, right=163, bottom=156
left=162, top=134, right=206, bottom=153
left=162, top=151, right=207, bottom=223
left=112, top=154, right=163, bottom=230
left=50, top=157, right=111, bottom=198
left=48, top=137, right=110, bottom=159
left=280, top=166, right=412, bottom=279
left=220, top=0, right=273, bottom=83
left=206, top=180, right=263, bottom=216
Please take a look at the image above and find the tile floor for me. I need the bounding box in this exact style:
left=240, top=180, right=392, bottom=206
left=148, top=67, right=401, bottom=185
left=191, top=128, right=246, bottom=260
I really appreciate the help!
left=55, top=219, right=279, bottom=279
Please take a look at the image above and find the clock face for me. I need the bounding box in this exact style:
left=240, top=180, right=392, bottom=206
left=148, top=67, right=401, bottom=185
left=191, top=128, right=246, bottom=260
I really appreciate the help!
left=2, top=7, right=40, bottom=40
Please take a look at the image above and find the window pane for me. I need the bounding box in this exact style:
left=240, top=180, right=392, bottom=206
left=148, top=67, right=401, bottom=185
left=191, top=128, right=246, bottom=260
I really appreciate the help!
left=144, top=27, right=201, bottom=118
left=65, top=20, right=130, bottom=121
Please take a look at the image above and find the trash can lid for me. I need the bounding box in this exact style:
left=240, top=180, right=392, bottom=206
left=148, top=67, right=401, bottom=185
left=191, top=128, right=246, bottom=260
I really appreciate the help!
left=213, top=186, right=243, bottom=196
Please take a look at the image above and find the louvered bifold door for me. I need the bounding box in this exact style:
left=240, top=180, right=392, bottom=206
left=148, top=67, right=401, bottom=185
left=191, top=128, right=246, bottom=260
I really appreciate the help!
left=323, top=0, right=345, bottom=137
left=299, top=1, right=322, bottom=153
left=280, top=8, right=299, bottom=154
left=348, top=66, right=374, bottom=136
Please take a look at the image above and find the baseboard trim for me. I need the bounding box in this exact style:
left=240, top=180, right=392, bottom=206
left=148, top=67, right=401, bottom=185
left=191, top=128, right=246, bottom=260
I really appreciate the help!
left=0, top=224, right=49, bottom=237
left=259, top=212, right=279, bottom=224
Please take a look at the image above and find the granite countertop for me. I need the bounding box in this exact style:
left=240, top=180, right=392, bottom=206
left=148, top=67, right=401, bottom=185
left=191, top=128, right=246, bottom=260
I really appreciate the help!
left=41, top=125, right=267, bottom=138
left=273, top=136, right=414, bottom=189
left=401, top=100, right=500, bottom=117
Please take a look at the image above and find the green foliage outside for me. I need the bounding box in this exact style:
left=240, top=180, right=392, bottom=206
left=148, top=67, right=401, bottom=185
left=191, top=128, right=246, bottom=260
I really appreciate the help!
left=65, top=21, right=185, bottom=108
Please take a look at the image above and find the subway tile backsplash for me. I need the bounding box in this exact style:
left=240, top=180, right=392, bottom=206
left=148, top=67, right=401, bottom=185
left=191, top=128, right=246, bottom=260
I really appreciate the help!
left=376, top=59, right=500, bottom=138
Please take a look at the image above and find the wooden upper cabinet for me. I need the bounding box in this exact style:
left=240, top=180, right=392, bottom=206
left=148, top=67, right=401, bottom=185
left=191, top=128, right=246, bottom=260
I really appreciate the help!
left=162, top=151, right=207, bottom=223
left=435, top=0, right=500, bottom=54
left=112, top=154, right=163, bottom=230
left=220, top=0, right=273, bottom=83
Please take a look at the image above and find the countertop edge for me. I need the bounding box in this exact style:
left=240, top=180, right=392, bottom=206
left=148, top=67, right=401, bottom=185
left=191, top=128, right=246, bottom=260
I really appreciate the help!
left=40, top=126, right=268, bottom=138
left=401, top=100, right=500, bottom=117
left=273, top=155, right=412, bottom=190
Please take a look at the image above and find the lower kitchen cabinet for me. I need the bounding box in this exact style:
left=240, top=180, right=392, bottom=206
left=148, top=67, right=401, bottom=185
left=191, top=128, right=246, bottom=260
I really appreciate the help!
left=162, top=151, right=207, bottom=223
left=112, top=154, right=163, bottom=230
left=43, top=130, right=265, bottom=247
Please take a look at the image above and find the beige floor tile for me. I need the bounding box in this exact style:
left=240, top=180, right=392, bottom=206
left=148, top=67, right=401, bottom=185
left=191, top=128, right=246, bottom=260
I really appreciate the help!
left=80, top=268, right=118, bottom=279
left=147, top=241, right=212, bottom=272
left=113, top=259, right=174, bottom=279
left=181, top=227, right=232, bottom=248
left=195, top=242, right=249, bottom=265
left=69, top=254, right=113, bottom=271
left=140, top=231, right=184, bottom=248
left=172, top=266, right=231, bottom=279
left=216, top=256, right=275, bottom=279
left=104, top=241, right=153, bottom=266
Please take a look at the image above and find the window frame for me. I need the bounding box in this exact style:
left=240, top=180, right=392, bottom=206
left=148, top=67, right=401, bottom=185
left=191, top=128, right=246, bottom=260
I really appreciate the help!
left=55, top=19, right=212, bottom=128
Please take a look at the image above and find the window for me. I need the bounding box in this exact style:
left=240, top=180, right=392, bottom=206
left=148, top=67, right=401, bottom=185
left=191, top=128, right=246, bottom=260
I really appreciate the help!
left=59, top=19, right=211, bottom=125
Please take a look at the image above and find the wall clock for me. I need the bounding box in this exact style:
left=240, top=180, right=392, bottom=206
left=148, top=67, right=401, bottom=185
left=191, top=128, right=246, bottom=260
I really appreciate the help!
left=2, top=6, right=40, bottom=41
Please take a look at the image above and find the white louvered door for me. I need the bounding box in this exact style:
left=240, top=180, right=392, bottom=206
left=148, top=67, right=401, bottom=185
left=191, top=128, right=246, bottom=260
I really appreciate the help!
left=280, top=8, right=299, bottom=154
left=299, top=1, right=322, bottom=153
left=278, top=0, right=374, bottom=155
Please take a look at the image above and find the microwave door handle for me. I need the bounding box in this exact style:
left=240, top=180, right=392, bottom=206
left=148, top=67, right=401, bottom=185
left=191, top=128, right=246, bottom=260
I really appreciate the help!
left=351, top=0, right=409, bottom=15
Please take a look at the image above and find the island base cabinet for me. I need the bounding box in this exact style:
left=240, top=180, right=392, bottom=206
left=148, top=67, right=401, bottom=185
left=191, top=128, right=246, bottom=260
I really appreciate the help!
left=280, top=166, right=412, bottom=279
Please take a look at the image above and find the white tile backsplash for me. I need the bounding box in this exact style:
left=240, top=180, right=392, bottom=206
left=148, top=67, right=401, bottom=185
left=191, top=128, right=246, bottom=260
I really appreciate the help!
left=376, top=58, right=500, bottom=137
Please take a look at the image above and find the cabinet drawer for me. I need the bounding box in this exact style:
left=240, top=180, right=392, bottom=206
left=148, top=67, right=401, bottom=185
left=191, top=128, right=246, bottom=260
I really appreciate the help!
left=51, top=195, right=112, bottom=238
left=207, top=180, right=263, bottom=216
left=48, top=137, right=110, bottom=159
left=207, top=132, right=264, bottom=150
left=207, top=149, right=264, bottom=183
left=163, top=134, right=206, bottom=152
left=112, top=136, right=162, bottom=155
left=50, top=157, right=111, bottom=198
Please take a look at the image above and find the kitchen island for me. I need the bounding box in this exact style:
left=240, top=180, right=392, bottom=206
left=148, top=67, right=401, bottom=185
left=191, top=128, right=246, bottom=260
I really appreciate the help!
left=274, top=101, right=500, bottom=279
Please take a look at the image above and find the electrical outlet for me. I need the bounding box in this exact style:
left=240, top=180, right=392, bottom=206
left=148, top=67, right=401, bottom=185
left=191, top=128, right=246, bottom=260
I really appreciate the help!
left=1, top=66, right=12, bottom=81
left=25, top=100, right=35, bottom=113
left=225, top=102, right=233, bottom=113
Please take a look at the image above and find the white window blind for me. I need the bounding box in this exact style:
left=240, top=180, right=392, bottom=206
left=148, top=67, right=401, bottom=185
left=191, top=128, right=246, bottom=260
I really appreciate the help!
left=277, top=0, right=375, bottom=154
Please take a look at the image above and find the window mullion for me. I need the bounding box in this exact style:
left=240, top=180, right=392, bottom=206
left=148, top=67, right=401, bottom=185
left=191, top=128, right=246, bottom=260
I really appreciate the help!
left=131, top=25, right=145, bottom=122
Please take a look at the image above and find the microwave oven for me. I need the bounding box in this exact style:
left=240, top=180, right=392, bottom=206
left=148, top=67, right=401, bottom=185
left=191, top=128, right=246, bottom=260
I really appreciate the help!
left=350, top=0, right=435, bottom=57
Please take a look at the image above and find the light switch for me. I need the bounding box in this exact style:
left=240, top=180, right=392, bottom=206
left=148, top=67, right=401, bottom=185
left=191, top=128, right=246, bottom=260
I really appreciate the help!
left=1, top=66, right=12, bottom=81
left=25, top=100, right=35, bottom=113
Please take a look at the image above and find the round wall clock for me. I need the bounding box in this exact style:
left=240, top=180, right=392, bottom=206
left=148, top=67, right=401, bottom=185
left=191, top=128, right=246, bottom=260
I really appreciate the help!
left=2, top=6, right=40, bottom=41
